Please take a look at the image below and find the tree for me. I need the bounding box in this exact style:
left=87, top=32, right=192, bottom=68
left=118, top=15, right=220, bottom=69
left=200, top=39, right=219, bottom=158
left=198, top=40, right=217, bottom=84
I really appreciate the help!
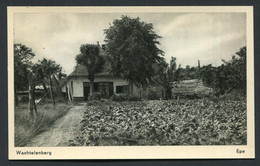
left=168, top=57, right=176, bottom=81
left=185, top=65, right=190, bottom=79
left=104, top=16, right=164, bottom=95
left=214, top=46, right=246, bottom=95
left=14, top=44, right=35, bottom=106
left=175, top=64, right=182, bottom=83
left=152, top=57, right=177, bottom=99
left=34, top=58, right=65, bottom=105
left=201, top=64, right=217, bottom=88
left=75, top=44, right=104, bottom=97
left=33, top=63, right=49, bottom=94
left=33, top=58, right=66, bottom=96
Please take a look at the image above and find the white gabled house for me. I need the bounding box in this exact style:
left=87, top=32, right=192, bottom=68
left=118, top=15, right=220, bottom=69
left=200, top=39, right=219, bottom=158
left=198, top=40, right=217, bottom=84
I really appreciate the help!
left=61, top=49, right=139, bottom=101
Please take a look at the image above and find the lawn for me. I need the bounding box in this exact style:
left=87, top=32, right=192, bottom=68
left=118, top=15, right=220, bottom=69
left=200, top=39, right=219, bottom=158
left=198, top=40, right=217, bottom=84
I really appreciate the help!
left=71, top=97, right=246, bottom=146
left=15, top=102, right=72, bottom=147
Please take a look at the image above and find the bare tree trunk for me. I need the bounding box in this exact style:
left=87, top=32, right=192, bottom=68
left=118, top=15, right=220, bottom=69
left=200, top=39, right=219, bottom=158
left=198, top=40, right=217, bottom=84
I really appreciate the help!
left=90, top=78, right=94, bottom=98
left=49, top=76, right=55, bottom=106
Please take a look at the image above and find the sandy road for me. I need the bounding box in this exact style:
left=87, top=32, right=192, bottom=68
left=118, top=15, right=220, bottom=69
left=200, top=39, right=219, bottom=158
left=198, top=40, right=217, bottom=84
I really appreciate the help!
left=26, top=103, right=86, bottom=147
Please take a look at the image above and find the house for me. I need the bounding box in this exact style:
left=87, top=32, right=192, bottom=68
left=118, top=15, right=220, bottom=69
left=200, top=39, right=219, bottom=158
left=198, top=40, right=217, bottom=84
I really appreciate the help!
left=61, top=48, right=139, bottom=101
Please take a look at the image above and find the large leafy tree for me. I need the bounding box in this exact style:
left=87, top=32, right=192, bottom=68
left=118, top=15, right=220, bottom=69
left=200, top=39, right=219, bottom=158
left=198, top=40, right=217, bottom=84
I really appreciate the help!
left=33, top=58, right=65, bottom=93
left=215, top=46, right=246, bottom=95
left=33, top=58, right=65, bottom=105
left=75, top=44, right=104, bottom=97
left=14, top=44, right=35, bottom=91
left=104, top=16, right=164, bottom=94
left=14, top=44, right=35, bottom=106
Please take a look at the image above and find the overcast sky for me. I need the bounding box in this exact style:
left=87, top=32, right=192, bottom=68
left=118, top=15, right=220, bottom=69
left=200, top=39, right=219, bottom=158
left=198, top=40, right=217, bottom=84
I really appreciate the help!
left=13, top=12, right=246, bottom=74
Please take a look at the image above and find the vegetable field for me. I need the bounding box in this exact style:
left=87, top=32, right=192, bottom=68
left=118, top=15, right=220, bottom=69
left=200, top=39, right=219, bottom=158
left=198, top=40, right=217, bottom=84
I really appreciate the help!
left=70, top=98, right=246, bottom=146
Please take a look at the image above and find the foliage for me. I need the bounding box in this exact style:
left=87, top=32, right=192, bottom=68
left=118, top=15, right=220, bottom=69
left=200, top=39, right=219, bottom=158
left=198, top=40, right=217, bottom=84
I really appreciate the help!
left=88, top=92, right=101, bottom=100
left=215, top=46, right=246, bottom=95
left=168, top=46, right=247, bottom=96
left=200, top=64, right=217, bottom=88
left=198, top=46, right=246, bottom=95
left=70, top=98, right=246, bottom=146
left=33, top=58, right=64, bottom=79
left=32, top=58, right=66, bottom=101
left=33, top=58, right=65, bottom=90
left=111, top=94, right=129, bottom=102
left=104, top=16, right=164, bottom=87
left=128, top=95, right=141, bottom=101
left=146, top=89, right=161, bottom=100
left=14, top=44, right=35, bottom=91
left=111, top=94, right=140, bottom=102
left=75, top=44, right=104, bottom=96
left=152, top=57, right=177, bottom=99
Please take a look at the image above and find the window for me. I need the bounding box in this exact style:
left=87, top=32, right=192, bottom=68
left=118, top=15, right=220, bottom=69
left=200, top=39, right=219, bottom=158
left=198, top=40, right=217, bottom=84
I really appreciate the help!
left=116, top=86, right=123, bottom=93
left=116, top=85, right=129, bottom=94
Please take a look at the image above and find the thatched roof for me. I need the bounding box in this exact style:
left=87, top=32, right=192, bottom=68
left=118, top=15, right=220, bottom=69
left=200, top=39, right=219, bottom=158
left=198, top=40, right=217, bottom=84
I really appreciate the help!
left=68, top=48, right=112, bottom=78
left=172, top=79, right=213, bottom=95
left=68, top=64, right=112, bottom=77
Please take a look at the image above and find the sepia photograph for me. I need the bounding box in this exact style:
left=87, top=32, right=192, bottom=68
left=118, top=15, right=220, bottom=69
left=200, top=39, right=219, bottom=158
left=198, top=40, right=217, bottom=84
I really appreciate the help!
left=8, top=6, right=254, bottom=159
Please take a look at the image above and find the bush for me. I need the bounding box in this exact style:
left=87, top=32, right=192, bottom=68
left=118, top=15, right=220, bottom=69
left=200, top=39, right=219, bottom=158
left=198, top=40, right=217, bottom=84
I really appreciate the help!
left=128, top=95, right=140, bottom=101
left=111, top=94, right=141, bottom=102
left=146, top=90, right=161, bottom=100
left=111, top=93, right=129, bottom=101
left=89, top=92, right=101, bottom=100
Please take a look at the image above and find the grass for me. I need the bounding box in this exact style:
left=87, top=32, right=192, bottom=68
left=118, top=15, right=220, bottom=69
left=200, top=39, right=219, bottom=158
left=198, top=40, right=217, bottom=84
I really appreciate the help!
left=15, top=102, right=72, bottom=147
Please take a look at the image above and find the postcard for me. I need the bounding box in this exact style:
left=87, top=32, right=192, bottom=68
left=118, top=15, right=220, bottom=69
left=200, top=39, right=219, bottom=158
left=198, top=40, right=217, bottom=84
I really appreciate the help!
left=8, top=6, right=254, bottom=159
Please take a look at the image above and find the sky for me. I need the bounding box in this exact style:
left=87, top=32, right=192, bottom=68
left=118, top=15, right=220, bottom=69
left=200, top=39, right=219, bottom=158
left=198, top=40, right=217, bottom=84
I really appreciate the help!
left=13, top=12, right=246, bottom=74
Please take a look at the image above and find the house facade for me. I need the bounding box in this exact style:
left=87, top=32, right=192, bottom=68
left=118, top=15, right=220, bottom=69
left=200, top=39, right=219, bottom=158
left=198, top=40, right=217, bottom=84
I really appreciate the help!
left=61, top=65, right=139, bottom=101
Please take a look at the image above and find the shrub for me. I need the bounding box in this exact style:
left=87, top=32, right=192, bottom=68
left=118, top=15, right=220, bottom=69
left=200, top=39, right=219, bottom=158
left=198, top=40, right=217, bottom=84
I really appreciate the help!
left=128, top=95, right=140, bottom=101
left=89, top=92, right=101, bottom=100
left=111, top=93, right=129, bottom=101
left=146, top=90, right=161, bottom=100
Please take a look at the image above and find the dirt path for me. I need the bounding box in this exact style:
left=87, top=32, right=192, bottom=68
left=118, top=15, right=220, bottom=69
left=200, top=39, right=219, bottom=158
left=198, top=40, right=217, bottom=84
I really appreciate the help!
left=26, top=103, right=86, bottom=147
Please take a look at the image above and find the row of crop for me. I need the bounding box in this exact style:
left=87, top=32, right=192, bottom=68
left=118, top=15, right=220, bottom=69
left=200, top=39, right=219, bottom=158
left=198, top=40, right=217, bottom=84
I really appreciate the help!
left=70, top=99, right=246, bottom=146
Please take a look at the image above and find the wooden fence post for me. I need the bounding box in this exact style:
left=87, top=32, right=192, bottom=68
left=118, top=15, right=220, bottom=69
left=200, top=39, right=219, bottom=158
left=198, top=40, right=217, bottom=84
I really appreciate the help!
left=28, top=72, right=37, bottom=117
left=49, top=76, right=55, bottom=106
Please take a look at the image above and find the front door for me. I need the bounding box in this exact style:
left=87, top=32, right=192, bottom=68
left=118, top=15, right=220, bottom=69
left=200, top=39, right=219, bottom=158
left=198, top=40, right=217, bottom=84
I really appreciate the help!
left=83, top=82, right=90, bottom=101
